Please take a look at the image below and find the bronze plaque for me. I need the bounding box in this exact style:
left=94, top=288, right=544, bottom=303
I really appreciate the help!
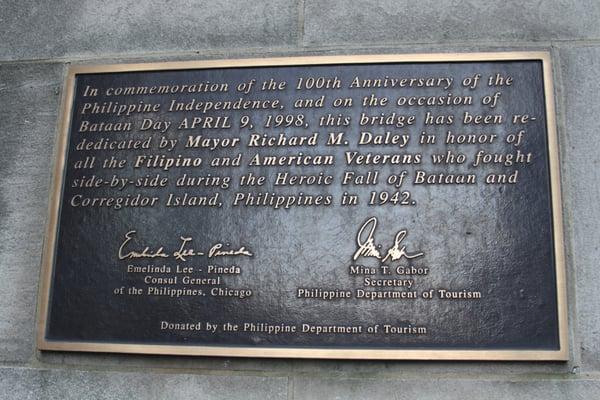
left=37, top=53, right=568, bottom=360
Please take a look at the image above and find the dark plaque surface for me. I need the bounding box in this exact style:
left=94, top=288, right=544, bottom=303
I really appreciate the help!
left=38, top=53, right=567, bottom=360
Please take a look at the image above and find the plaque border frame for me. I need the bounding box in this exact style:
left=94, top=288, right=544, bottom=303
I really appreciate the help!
left=36, top=51, right=568, bottom=360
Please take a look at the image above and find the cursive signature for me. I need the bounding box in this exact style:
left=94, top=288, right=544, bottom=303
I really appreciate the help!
left=118, top=230, right=253, bottom=261
left=118, top=230, right=169, bottom=260
left=172, top=236, right=203, bottom=262
left=208, top=243, right=253, bottom=258
left=353, top=217, right=424, bottom=262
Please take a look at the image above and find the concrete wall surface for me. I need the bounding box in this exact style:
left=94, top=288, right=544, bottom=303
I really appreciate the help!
left=1, top=1, right=599, bottom=398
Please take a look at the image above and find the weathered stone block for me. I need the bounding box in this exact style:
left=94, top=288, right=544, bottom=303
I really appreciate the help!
left=0, top=62, right=64, bottom=362
left=293, top=376, right=600, bottom=400
left=558, top=44, right=600, bottom=371
left=0, top=0, right=299, bottom=61
left=304, top=1, right=600, bottom=45
left=0, top=366, right=288, bottom=400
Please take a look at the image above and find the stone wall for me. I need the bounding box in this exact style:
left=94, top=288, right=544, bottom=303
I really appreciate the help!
left=1, top=1, right=599, bottom=398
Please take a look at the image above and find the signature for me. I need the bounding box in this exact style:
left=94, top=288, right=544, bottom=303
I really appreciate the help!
left=118, top=230, right=253, bottom=261
left=353, top=217, right=424, bottom=262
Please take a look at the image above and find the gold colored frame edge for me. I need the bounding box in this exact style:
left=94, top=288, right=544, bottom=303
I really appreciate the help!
left=36, top=51, right=569, bottom=361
